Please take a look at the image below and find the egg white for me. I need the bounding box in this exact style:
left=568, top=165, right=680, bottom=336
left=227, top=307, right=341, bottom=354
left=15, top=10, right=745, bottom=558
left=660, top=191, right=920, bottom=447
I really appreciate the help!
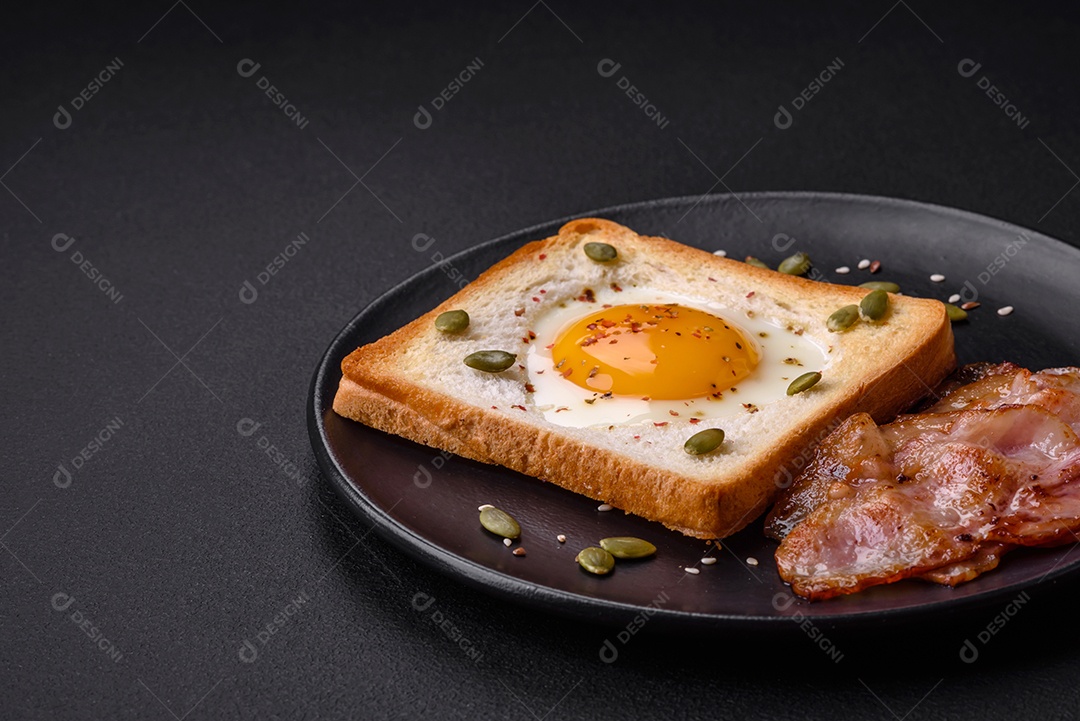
left=525, top=287, right=831, bottom=428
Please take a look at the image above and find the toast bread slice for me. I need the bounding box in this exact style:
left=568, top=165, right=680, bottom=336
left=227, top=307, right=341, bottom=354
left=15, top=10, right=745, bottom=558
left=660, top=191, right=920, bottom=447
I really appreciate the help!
left=333, top=218, right=956, bottom=538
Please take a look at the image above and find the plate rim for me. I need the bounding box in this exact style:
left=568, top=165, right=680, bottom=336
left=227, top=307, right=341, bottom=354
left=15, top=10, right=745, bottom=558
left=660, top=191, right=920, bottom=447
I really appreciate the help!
left=308, top=190, right=1080, bottom=628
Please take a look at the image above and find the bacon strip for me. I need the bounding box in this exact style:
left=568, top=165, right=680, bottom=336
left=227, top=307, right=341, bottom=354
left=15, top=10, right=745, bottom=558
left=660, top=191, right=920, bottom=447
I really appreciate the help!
left=768, top=365, right=1080, bottom=600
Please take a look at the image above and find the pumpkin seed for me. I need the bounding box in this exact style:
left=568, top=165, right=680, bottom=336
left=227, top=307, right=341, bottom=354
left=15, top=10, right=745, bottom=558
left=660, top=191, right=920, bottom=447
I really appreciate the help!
left=600, top=536, right=657, bottom=559
left=479, top=507, right=520, bottom=539
left=434, top=309, right=470, bottom=333
left=827, top=304, right=860, bottom=332
left=945, top=303, right=968, bottom=322
left=575, top=546, right=616, bottom=575
left=778, top=252, right=811, bottom=276
left=745, top=256, right=769, bottom=270
left=583, top=242, right=618, bottom=262
left=464, top=350, right=517, bottom=373
left=684, top=428, right=725, bottom=455
left=787, top=371, right=822, bottom=396
left=858, top=281, right=900, bottom=293
left=859, top=289, right=889, bottom=322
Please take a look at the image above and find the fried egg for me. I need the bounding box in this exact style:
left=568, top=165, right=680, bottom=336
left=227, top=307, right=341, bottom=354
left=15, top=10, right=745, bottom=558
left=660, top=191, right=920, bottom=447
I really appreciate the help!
left=525, top=287, right=830, bottom=428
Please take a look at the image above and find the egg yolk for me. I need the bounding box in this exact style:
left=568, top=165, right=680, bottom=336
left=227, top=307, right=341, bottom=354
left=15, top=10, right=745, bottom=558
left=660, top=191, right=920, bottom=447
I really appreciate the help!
left=550, top=304, right=759, bottom=399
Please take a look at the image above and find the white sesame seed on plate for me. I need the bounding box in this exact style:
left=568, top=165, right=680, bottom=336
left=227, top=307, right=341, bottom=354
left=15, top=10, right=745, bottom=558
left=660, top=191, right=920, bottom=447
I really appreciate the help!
left=998, top=306, right=1015, bottom=316
left=713, top=249, right=727, bottom=257
left=701, top=557, right=718, bottom=565
left=930, top=274, right=946, bottom=283
left=684, top=567, right=700, bottom=575
left=835, top=266, right=851, bottom=274
left=949, top=294, right=961, bottom=304
left=857, top=259, right=871, bottom=270
left=557, top=534, right=567, bottom=543
left=597, top=503, right=614, bottom=512
left=746, top=557, right=760, bottom=566
left=478, top=504, right=494, bottom=511
left=503, top=538, right=513, bottom=547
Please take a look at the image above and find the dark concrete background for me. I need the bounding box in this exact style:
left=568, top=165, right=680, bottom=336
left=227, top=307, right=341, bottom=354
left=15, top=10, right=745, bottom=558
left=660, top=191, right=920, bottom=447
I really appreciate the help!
left=5, top=2, right=1080, bottom=718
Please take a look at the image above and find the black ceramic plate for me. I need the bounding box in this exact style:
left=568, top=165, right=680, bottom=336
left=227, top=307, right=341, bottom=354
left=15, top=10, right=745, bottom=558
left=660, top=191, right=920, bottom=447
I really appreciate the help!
left=309, top=192, right=1080, bottom=629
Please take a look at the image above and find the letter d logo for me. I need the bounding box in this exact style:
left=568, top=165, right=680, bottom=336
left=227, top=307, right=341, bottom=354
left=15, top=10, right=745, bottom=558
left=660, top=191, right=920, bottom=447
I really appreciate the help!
left=413, top=465, right=433, bottom=488
left=596, top=59, right=621, bottom=78
left=236, top=418, right=262, bottom=437
left=53, top=105, right=72, bottom=130
left=959, top=639, right=979, bottom=663
left=53, top=463, right=72, bottom=489
left=239, top=639, right=259, bottom=663
left=957, top=58, right=982, bottom=78
left=236, top=59, right=261, bottom=78
left=598, top=639, right=619, bottom=664
left=52, top=592, right=76, bottom=612
left=411, top=592, right=435, bottom=612
left=413, top=105, right=433, bottom=130
left=51, top=233, right=76, bottom=253
left=239, top=280, right=258, bottom=304
left=774, top=104, right=793, bottom=130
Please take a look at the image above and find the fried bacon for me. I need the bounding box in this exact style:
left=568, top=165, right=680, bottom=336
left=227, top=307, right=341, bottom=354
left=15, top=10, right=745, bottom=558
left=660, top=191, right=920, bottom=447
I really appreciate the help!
left=767, top=364, right=1080, bottom=600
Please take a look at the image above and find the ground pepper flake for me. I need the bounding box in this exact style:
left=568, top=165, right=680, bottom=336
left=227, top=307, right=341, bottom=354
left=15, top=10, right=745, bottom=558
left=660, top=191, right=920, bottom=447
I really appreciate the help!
left=514, top=308, right=525, bottom=316
left=539, top=253, right=547, bottom=260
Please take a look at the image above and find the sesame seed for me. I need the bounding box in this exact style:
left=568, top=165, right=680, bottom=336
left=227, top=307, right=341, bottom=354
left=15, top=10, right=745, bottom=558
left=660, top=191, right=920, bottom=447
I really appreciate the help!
left=835, top=266, right=850, bottom=274
left=684, top=567, right=700, bottom=575
left=503, top=538, right=513, bottom=547
left=713, top=249, right=727, bottom=257
left=478, top=504, right=494, bottom=511
left=597, top=503, right=614, bottom=512
left=961, top=301, right=980, bottom=310
left=930, top=274, right=946, bottom=283
left=746, top=557, right=759, bottom=566
left=857, top=259, right=871, bottom=270
left=512, top=547, right=526, bottom=556
left=557, top=534, right=566, bottom=543
left=948, top=294, right=961, bottom=304
left=869, top=260, right=881, bottom=274
left=701, top=557, right=718, bottom=565
left=997, top=305, right=1014, bottom=316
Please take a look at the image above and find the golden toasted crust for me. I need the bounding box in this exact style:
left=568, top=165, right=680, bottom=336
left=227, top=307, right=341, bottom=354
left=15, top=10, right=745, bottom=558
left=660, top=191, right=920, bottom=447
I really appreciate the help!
left=333, top=218, right=956, bottom=538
